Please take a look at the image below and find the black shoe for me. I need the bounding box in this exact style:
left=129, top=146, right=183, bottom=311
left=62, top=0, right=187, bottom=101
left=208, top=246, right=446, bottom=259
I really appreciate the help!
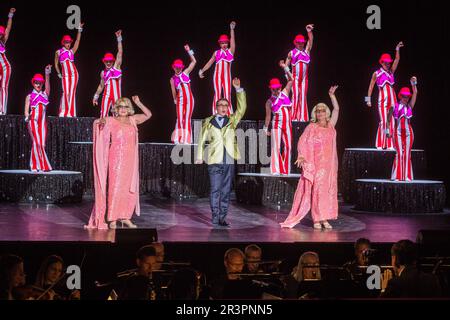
left=219, top=220, right=230, bottom=227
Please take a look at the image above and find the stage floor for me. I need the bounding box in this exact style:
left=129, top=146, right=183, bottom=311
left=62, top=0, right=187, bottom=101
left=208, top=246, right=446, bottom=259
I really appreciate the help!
left=0, top=196, right=449, bottom=243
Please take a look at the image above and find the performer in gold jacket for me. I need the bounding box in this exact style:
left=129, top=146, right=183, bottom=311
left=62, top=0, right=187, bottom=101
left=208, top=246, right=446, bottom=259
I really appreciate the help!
left=196, top=78, right=247, bottom=227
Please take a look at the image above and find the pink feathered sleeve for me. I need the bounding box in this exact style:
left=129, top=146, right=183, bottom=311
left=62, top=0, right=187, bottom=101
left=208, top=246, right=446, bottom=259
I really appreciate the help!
left=297, top=124, right=315, bottom=183
left=85, top=118, right=111, bottom=229
left=129, top=116, right=140, bottom=216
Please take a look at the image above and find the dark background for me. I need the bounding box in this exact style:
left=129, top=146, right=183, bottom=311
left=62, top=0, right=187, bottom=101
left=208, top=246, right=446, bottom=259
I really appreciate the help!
left=1, top=0, right=449, bottom=202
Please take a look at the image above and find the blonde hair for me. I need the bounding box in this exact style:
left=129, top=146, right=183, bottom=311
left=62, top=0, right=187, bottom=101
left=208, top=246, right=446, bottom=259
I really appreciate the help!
left=292, top=251, right=321, bottom=282
left=310, top=103, right=331, bottom=123
left=113, top=97, right=135, bottom=116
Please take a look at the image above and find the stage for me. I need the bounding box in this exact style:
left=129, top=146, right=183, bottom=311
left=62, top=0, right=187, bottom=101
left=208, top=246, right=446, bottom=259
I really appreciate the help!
left=1, top=195, right=449, bottom=243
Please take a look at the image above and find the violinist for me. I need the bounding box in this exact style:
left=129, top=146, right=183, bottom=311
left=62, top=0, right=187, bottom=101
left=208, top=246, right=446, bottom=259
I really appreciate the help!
left=0, top=254, right=26, bottom=300
left=34, top=255, right=80, bottom=300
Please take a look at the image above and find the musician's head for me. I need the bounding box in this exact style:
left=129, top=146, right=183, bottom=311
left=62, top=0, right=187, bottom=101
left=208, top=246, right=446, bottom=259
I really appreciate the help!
left=168, top=268, right=200, bottom=300
left=0, top=254, right=25, bottom=290
left=149, top=243, right=165, bottom=271
left=245, top=244, right=262, bottom=273
left=293, top=252, right=321, bottom=282
left=391, top=240, right=417, bottom=275
left=224, top=248, right=245, bottom=280
left=136, top=245, right=157, bottom=277
left=355, top=238, right=371, bottom=266
left=35, top=255, right=64, bottom=288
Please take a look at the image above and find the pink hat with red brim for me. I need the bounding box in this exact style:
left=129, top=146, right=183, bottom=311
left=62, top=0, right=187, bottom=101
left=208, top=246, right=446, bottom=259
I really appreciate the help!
left=218, top=34, right=230, bottom=43
left=379, top=53, right=393, bottom=64
left=398, top=87, right=412, bottom=98
left=102, top=53, right=116, bottom=62
left=31, top=74, right=45, bottom=85
left=293, top=34, right=306, bottom=44
left=61, top=35, right=73, bottom=45
left=172, top=59, right=184, bottom=69
left=269, top=78, right=282, bottom=89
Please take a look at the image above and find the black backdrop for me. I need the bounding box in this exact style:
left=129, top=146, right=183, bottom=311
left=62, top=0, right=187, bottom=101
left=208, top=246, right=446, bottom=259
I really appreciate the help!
left=1, top=0, right=450, bottom=202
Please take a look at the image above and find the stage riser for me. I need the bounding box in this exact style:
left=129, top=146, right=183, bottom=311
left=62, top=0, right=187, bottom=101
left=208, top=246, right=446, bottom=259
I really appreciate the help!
left=0, top=172, right=83, bottom=203
left=340, top=149, right=427, bottom=203
left=235, top=176, right=300, bottom=209
left=354, top=181, right=446, bottom=213
left=0, top=115, right=94, bottom=170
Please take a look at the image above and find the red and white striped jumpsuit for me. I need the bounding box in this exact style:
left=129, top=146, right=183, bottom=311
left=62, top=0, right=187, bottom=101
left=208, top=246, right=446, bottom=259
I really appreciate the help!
left=391, top=103, right=414, bottom=181
left=0, top=41, right=11, bottom=115
left=58, top=48, right=78, bottom=117
left=100, top=67, right=122, bottom=118
left=375, top=68, right=396, bottom=149
left=28, top=90, right=52, bottom=171
left=290, top=48, right=310, bottom=122
left=172, top=72, right=194, bottom=144
left=270, top=92, right=293, bottom=175
left=212, top=49, right=233, bottom=115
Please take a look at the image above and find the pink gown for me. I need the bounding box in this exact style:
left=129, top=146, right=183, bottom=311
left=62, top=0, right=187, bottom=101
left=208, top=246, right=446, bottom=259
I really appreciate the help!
left=280, top=122, right=338, bottom=228
left=86, top=116, right=140, bottom=229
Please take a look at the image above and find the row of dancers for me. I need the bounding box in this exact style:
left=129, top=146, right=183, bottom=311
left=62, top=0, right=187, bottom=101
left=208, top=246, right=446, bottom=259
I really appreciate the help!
left=0, top=8, right=419, bottom=181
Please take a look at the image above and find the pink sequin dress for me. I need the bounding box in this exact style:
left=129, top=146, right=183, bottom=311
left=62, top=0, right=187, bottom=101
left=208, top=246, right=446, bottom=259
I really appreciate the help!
left=280, top=122, right=338, bottom=228
left=86, top=116, right=140, bottom=229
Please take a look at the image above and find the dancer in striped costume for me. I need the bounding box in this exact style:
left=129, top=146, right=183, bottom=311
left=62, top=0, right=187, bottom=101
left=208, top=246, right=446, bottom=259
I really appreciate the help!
left=0, top=8, right=15, bottom=115
left=387, top=77, right=418, bottom=181
left=366, top=42, right=404, bottom=150
left=54, top=23, right=84, bottom=117
left=24, top=66, right=53, bottom=172
left=170, top=44, right=197, bottom=144
left=199, top=21, right=236, bottom=115
left=93, top=30, right=123, bottom=118
left=264, top=61, right=294, bottom=175
left=285, top=24, right=314, bottom=122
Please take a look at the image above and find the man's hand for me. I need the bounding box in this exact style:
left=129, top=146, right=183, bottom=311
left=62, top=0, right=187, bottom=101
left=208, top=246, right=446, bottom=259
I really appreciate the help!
left=232, top=78, right=241, bottom=90
left=381, top=269, right=393, bottom=291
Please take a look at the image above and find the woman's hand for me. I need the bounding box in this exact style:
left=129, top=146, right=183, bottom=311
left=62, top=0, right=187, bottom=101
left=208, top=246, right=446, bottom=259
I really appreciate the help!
left=396, top=41, right=404, bottom=50
left=132, top=95, right=141, bottom=106
left=184, top=44, right=190, bottom=52
left=306, top=24, right=314, bottom=32
left=99, top=118, right=106, bottom=130
left=115, top=30, right=122, bottom=38
left=410, top=76, right=417, bottom=85
left=295, top=156, right=306, bottom=168
left=230, top=21, right=236, bottom=30
left=10, top=8, right=16, bottom=14
left=45, top=65, right=52, bottom=74
left=328, top=85, right=338, bottom=97
left=279, top=60, right=287, bottom=69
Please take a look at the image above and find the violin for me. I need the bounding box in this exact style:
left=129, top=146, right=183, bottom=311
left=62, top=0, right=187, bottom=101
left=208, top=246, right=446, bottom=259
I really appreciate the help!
left=12, top=285, right=61, bottom=300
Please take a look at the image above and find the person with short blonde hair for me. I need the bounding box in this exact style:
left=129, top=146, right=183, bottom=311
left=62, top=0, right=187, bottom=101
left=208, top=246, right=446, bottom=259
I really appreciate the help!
left=85, top=96, right=152, bottom=230
left=280, top=86, right=341, bottom=230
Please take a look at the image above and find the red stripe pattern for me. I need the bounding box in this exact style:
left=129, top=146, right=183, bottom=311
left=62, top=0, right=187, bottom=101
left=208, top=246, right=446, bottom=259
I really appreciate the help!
left=270, top=107, right=292, bottom=175
left=59, top=60, right=79, bottom=117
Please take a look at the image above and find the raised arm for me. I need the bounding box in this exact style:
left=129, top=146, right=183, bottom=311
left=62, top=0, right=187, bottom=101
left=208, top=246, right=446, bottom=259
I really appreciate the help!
left=3, top=8, right=15, bottom=43
left=93, top=72, right=105, bottom=106
left=329, top=85, right=340, bottom=127
left=391, top=41, right=403, bottom=74
left=183, top=44, right=197, bottom=75
left=44, top=65, right=52, bottom=97
left=132, top=96, right=152, bottom=125
left=231, top=78, right=246, bottom=123
left=199, top=53, right=216, bottom=78
left=170, top=78, right=177, bottom=105
left=279, top=60, right=293, bottom=94
left=305, top=24, right=314, bottom=54
left=114, top=30, right=123, bottom=69
left=24, top=94, right=30, bottom=119
left=230, top=21, right=236, bottom=55
left=54, top=51, right=61, bottom=79
left=366, top=72, right=377, bottom=107
left=285, top=51, right=292, bottom=68
left=410, top=76, right=418, bottom=108
left=264, top=99, right=272, bottom=136
left=72, top=23, right=84, bottom=54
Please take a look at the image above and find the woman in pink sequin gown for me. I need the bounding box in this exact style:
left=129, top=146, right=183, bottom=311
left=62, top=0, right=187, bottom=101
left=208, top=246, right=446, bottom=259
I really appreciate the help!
left=85, top=96, right=152, bottom=230
left=280, top=86, right=340, bottom=230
